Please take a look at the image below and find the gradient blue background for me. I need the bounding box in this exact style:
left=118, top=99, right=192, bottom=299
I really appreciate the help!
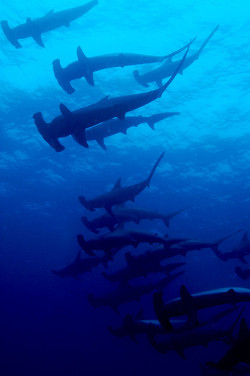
left=1, top=1, right=249, bottom=375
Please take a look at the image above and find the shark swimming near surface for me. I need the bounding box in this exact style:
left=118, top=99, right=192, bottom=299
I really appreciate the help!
left=1, top=0, right=98, bottom=48
left=85, top=112, right=179, bottom=150
left=33, top=43, right=190, bottom=152
left=79, top=152, right=164, bottom=216
left=81, top=205, right=186, bottom=233
left=52, top=41, right=191, bottom=92
left=133, top=25, right=219, bottom=87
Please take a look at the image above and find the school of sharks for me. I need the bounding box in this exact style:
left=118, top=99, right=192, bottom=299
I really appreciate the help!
left=2, top=1, right=250, bottom=375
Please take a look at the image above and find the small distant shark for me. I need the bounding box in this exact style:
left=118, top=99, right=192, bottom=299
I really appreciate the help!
left=81, top=205, right=186, bottom=233
left=33, top=44, right=190, bottom=152
left=149, top=308, right=243, bottom=359
left=77, top=224, right=173, bottom=256
left=1, top=0, right=98, bottom=48
left=79, top=151, right=164, bottom=216
left=214, top=231, right=250, bottom=264
left=173, top=229, right=242, bottom=254
left=153, top=285, right=250, bottom=330
left=85, top=112, right=179, bottom=150
left=207, top=318, right=250, bottom=372
left=102, top=260, right=185, bottom=283
left=52, top=42, right=191, bottom=92
left=133, top=26, right=219, bottom=87
left=108, top=306, right=238, bottom=344
left=51, top=249, right=117, bottom=278
left=235, top=266, right=250, bottom=280
left=88, top=271, right=183, bottom=313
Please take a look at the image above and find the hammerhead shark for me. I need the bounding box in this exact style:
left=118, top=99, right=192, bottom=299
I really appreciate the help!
left=77, top=224, right=173, bottom=256
left=81, top=205, right=186, bottom=233
left=153, top=285, right=250, bottom=330
left=102, top=260, right=185, bottom=283
left=1, top=0, right=98, bottom=48
left=51, top=249, right=117, bottom=278
left=149, top=308, right=244, bottom=359
left=207, top=318, right=250, bottom=372
left=85, top=112, right=179, bottom=150
left=133, top=25, right=219, bottom=87
left=79, top=152, right=164, bottom=216
left=108, top=306, right=238, bottom=344
left=214, top=231, right=250, bottom=264
left=173, top=229, right=243, bottom=254
left=53, top=41, right=191, bottom=92
left=88, top=271, right=183, bottom=313
left=33, top=44, right=190, bottom=152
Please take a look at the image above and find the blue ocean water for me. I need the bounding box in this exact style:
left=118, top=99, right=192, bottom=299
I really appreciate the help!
left=1, top=0, right=250, bottom=375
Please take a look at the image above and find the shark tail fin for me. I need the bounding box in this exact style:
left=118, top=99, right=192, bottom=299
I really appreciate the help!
left=146, top=152, right=165, bottom=187
left=133, top=70, right=149, bottom=87
left=235, top=266, right=247, bottom=279
left=81, top=216, right=99, bottom=234
left=52, top=59, right=75, bottom=94
left=157, top=40, right=192, bottom=98
left=212, top=229, right=243, bottom=252
left=1, top=20, right=22, bottom=48
left=196, top=25, right=219, bottom=58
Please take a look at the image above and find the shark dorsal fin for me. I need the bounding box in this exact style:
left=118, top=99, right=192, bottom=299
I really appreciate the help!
left=239, top=318, right=249, bottom=340
left=241, top=232, right=248, bottom=243
left=77, top=46, right=87, bottom=62
left=180, top=284, right=191, bottom=300
left=45, top=9, right=54, bottom=17
left=112, top=178, right=121, bottom=191
left=98, top=95, right=110, bottom=104
left=60, top=103, right=72, bottom=120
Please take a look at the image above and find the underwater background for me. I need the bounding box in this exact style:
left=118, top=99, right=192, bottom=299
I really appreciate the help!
left=1, top=0, right=250, bottom=375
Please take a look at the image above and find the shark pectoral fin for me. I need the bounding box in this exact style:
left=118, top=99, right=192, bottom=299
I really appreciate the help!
left=96, top=138, right=107, bottom=150
left=121, top=129, right=127, bottom=134
left=85, top=71, right=95, bottom=86
left=59, top=103, right=73, bottom=120
left=175, top=346, right=186, bottom=360
left=156, top=80, right=163, bottom=87
left=32, top=32, right=45, bottom=48
left=72, top=130, right=89, bottom=148
left=105, top=205, right=114, bottom=216
left=147, top=120, right=155, bottom=130
left=50, top=138, right=65, bottom=152
left=129, top=334, right=138, bottom=344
